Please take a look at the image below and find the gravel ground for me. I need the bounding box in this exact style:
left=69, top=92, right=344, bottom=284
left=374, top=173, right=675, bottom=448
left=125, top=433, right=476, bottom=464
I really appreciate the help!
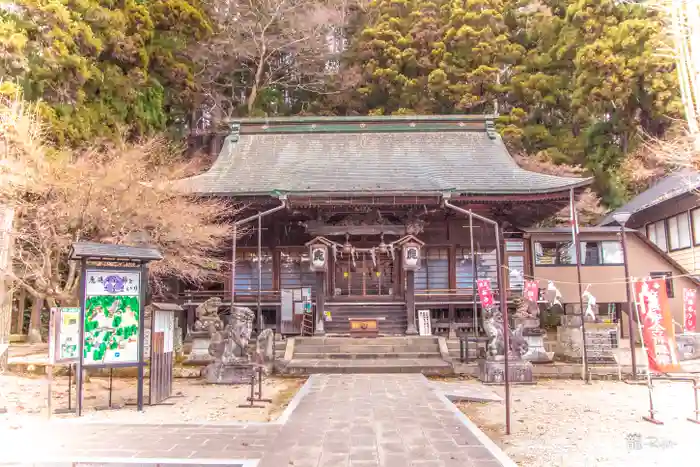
left=458, top=378, right=700, bottom=467
left=0, top=373, right=305, bottom=424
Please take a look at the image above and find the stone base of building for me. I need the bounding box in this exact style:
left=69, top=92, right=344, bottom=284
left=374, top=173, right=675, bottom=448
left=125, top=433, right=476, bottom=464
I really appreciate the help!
left=204, top=362, right=254, bottom=384
left=478, top=358, right=534, bottom=385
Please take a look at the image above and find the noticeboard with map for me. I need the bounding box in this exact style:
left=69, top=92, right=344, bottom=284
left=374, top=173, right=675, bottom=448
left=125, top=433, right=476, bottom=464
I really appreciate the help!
left=82, top=269, right=142, bottom=366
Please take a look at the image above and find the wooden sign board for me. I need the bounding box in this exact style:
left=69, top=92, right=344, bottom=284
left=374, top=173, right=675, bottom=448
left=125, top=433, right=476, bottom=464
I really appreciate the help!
left=418, top=310, right=432, bottom=336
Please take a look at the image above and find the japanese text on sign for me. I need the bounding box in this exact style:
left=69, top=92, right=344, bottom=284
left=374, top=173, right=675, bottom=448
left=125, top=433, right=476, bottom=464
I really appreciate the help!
left=683, top=288, right=697, bottom=333
left=477, top=279, right=495, bottom=309
left=634, top=278, right=681, bottom=373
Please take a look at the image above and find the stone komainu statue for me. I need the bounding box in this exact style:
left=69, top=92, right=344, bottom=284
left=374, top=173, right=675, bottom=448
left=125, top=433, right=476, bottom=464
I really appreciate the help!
left=194, top=297, right=223, bottom=332
left=482, top=306, right=529, bottom=360
left=207, top=306, right=255, bottom=365
left=204, top=306, right=257, bottom=384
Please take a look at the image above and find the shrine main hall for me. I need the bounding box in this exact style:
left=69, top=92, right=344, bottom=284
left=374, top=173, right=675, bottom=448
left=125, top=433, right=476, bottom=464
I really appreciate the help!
left=175, top=114, right=590, bottom=337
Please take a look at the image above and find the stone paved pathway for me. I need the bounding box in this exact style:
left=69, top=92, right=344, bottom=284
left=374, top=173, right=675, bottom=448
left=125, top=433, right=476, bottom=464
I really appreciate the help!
left=0, top=375, right=513, bottom=467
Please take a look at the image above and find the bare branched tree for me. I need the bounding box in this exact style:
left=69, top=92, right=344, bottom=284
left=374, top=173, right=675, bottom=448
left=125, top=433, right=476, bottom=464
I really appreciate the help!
left=1, top=94, right=235, bottom=341
left=511, top=150, right=605, bottom=225
left=194, top=0, right=349, bottom=123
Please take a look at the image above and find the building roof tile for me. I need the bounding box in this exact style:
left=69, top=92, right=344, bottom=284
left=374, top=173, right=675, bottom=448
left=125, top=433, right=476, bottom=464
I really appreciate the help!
left=600, top=170, right=700, bottom=226
left=178, top=116, right=591, bottom=196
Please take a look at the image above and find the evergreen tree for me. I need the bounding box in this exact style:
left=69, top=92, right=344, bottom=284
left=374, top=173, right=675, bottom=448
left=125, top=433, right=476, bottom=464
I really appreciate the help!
left=0, top=0, right=211, bottom=145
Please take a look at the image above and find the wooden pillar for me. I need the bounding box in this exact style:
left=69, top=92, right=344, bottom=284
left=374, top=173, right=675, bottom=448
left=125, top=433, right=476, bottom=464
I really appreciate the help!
left=273, top=249, right=281, bottom=334
left=406, top=270, right=418, bottom=335
left=328, top=251, right=336, bottom=297
left=315, top=272, right=326, bottom=335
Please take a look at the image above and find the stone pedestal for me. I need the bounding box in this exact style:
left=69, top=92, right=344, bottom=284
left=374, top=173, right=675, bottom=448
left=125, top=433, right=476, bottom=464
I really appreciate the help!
left=557, top=322, right=618, bottom=363
left=515, top=318, right=554, bottom=363
left=204, top=362, right=254, bottom=384
left=184, top=331, right=213, bottom=364
left=479, top=358, right=534, bottom=384
left=173, top=325, right=184, bottom=358
left=677, top=333, right=700, bottom=360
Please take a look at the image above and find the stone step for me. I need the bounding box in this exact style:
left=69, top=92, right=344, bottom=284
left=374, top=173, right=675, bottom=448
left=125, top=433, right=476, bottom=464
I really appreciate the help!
left=294, top=336, right=438, bottom=345
left=282, top=358, right=453, bottom=376
left=325, top=310, right=406, bottom=318
left=293, top=351, right=441, bottom=360
left=326, top=307, right=407, bottom=313
left=326, top=303, right=406, bottom=309
left=294, top=344, right=441, bottom=354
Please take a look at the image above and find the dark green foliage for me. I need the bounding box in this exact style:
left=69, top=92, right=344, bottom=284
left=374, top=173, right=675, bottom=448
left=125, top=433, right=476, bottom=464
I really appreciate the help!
left=0, top=0, right=211, bottom=146
left=0, top=0, right=682, bottom=204
left=330, top=0, right=680, bottom=205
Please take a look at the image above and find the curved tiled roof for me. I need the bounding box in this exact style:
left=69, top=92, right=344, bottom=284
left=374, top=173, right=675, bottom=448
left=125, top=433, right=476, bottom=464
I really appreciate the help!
left=178, top=116, right=591, bottom=196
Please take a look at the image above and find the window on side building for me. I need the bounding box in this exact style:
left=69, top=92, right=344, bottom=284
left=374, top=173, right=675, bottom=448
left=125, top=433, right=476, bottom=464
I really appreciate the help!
left=534, top=241, right=576, bottom=265
left=580, top=241, right=623, bottom=265
left=646, top=220, right=667, bottom=252
left=692, top=209, right=700, bottom=245
left=668, top=212, right=691, bottom=250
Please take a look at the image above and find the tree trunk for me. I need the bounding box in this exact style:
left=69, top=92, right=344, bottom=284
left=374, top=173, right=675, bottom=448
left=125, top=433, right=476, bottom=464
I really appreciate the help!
left=27, top=296, right=43, bottom=344
left=247, top=47, right=267, bottom=115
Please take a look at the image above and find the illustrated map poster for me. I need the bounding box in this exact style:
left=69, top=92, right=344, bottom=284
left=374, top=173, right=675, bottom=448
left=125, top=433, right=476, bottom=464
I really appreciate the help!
left=49, top=307, right=80, bottom=364
left=83, top=269, right=141, bottom=366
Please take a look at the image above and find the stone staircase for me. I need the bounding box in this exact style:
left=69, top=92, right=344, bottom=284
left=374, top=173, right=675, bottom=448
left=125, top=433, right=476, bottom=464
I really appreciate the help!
left=281, top=336, right=453, bottom=375
left=446, top=338, right=482, bottom=362
left=323, top=302, right=407, bottom=335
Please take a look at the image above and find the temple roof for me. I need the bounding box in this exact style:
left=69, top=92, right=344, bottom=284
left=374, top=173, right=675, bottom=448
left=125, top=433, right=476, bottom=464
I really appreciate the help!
left=178, top=115, right=591, bottom=197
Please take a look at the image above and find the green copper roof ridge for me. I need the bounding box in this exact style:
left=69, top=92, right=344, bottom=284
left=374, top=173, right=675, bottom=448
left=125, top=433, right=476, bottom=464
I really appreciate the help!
left=225, top=114, right=495, bottom=125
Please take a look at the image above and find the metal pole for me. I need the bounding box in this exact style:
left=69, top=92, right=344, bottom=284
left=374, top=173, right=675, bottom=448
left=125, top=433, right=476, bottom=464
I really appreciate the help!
left=470, top=213, right=477, bottom=338
left=47, top=364, right=52, bottom=419
left=76, top=258, right=87, bottom=417
left=570, top=189, right=590, bottom=384
left=68, top=364, right=72, bottom=410
left=258, top=214, right=263, bottom=333
left=494, top=223, right=511, bottom=435
left=137, top=262, right=148, bottom=412
left=108, top=368, right=113, bottom=408
left=232, top=224, right=237, bottom=308
left=620, top=225, right=638, bottom=378
left=442, top=199, right=512, bottom=434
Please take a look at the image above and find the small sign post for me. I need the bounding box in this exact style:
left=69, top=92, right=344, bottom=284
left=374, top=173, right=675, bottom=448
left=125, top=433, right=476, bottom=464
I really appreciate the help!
left=48, top=307, right=80, bottom=415
left=417, top=310, right=431, bottom=336
left=148, top=302, right=182, bottom=405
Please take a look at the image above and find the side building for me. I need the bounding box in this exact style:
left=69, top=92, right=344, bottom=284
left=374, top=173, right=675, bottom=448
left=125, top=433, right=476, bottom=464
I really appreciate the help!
left=526, top=226, right=699, bottom=337
left=601, top=170, right=700, bottom=276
